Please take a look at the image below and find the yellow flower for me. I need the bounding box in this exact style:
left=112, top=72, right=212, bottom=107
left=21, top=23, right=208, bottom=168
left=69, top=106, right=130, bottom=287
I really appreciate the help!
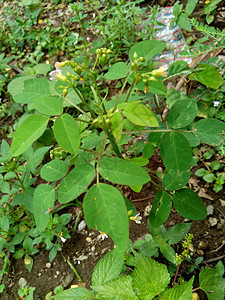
left=205, top=0, right=210, bottom=4
left=151, top=67, right=167, bottom=77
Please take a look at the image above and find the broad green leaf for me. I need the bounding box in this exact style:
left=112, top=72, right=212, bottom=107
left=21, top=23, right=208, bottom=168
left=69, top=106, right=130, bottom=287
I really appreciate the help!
left=92, top=275, right=138, bottom=300
left=92, top=249, right=124, bottom=286
left=184, top=0, right=198, bottom=15
left=25, top=146, right=52, bottom=172
left=166, top=89, right=187, bottom=109
left=83, top=183, right=129, bottom=254
left=14, top=78, right=50, bottom=103
left=181, top=132, right=200, bottom=147
left=203, top=173, right=215, bottom=183
left=143, top=143, right=155, bottom=159
left=41, top=159, right=68, bottom=181
left=129, top=40, right=166, bottom=62
left=104, top=62, right=127, bottom=80
left=111, top=111, right=123, bottom=140
left=173, top=2, right=183, bottom=16
left=53, top=287, right=92, bottom=300
left=149, top=191, right=172, bottom=228
left=177, top=13, right=192, bottom=31
left=173, top=189, right=207, bottom=220
left=11, top=115, right=49, bottom=156
left=166, top=98, right=198, bottom=129
left=199, top=268, right=224, bottom=300
left=33, top=63, right=52, bottom=75
left=160, top=243, right=176, bottom=264
left=33, top=96, right=63, bottom=116
left=53, top=113, right=80, bottom=154
left=132, top=253, right=170, bottom=299
left=161, top=278, right=194, bottom=299
left=129, top=157, right=149, bottom=166
left=99, top=156, right=150, bottom=186
left=162, top=169, right=191, bottom=191
left=160, top=132, right=192, bottom=171
left=192, top=119, right=225, bottom=146
left=196, top=65, right=223, bottom=89
left=33, top=184, right=55, bottom=231
left=7, top=75, right=33, bottom=98
left=58, top=163, right=95, bottom=203
left=119, top=101, right=159, bottom=127
left=167, top=223, right=192, bottom=244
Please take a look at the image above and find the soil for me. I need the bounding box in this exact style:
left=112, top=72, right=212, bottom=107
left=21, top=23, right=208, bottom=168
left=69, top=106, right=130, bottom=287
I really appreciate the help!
left=1, top=0, right=225, bottom=299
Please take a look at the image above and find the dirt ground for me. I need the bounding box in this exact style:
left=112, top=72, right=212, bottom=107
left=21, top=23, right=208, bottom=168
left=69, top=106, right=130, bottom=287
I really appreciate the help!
left=1, top=0, right=225, bottom=299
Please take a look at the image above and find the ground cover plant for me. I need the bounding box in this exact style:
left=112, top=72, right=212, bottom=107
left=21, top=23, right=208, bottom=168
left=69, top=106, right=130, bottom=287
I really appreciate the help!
left=0, top=0, right=225, bottom=299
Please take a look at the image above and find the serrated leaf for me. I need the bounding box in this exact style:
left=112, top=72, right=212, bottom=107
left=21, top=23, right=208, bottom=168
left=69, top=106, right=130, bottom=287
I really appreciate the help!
left=119, top=101, right=159, bottom=127
left=58, top=163, right=95, bottom=203
left=167, top=223, right=192, bottom=244
left=11, top=115, right=49, bottom=156
left=53, top=287, right=92, bottom=300
left=160, top=132, right=192, bottom=171
left=92, top=249, right=124, bottom=286
left=83, top=183, right=129, bottom=254
left=173, top=189, right=207, bottom=220
left=53, top=113, right=80, bottom=154
left=33, top=96, right=63, bottom=116
left=132, top=253, right=170, bottom=299
left=129, top=40, right=166, bottom=62
left=192, top=119, right=225, bottom=146
left=33, top=184, right=55, bottom=231
left=104, top=62, right=127, bottom=80
left=199, top=268, right=224, bottom=300
left=161, top=277, right=194, bottom=299
left=98, top=156, right=150, bottom=186
left=41, top=159, right=68, bottom=181
left=149, top=191, right=172, bottom=228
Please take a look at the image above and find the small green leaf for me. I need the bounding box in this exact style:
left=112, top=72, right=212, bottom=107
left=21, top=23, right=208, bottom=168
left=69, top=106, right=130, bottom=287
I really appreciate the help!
left=162, top=169, right=191, bottom=191
left=11, top=115, right=49, bottom=156
left=184, top=0, right=198, bottom=15
left=111, top=111, right=123, bottom=140
left=41, top=159, right=68, bottom=181
left=195, top=65, right=223, bottom=89
left=203, top=173, right=215, bottom=183
left=99, top=156, right=150, bottom=186
left=33, top=184, right=55, bottom=231
left=92, top=249, right=124, bottom=286
left=104, top=62, right=127, bottom=80
left=83, top=183, right=129, bottom=255
left=24, top=253, right=33, bottom=272
left=173, top=189, right=207, bottom=220
left=119, top=101, right=159, bottom=127
left=53, top=287, right=92, bottom=300
left=199, top=268, right=224, bottom=300
left=143, top=143, right=155, bottom=159
left=167, top=223, right=192, bottom=245
left=177, top=13, right=192, bottom=31
left=0, top=140, right=12, bottom=163
left=53, top=113, right=80, bottom=154
left=195, top=168, right=208, bottom=177
left=129, top=40, right=166, bottom=62
left=33, top=96, right=63, bottom=116
left=160, top=243, right=176, bottom=264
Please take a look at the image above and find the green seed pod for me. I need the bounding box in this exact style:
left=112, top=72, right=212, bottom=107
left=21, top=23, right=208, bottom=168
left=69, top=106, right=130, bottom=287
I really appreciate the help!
left=133, top=52, right=138, bottom=60
left=138, top=57, right=145, bottom=62
left=131, top=62, right=136, bottom=70
left=142, top=78, right=148, bottom=86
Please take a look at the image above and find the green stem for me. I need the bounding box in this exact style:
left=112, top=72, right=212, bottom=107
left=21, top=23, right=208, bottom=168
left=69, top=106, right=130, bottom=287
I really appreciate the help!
left=72, top=86, right=96, bottom=118
left=96, top=133, right=107, bottom=185
left=63, top=96, right=94, bottom=121
left=125, top=76, right=136, bottom=103
left=15, top=172, right=25, bottom=193
left=64, top=256, right=83, bottom=282
left=113, top=71, right=132, bottom=110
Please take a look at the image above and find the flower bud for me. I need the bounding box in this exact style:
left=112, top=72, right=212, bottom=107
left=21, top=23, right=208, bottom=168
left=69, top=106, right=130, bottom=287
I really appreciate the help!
left=133, top=52, right=138, bottom=60
left=138, top=57, right=145, bottom=62
left=151, top=67, right=167, bottom=77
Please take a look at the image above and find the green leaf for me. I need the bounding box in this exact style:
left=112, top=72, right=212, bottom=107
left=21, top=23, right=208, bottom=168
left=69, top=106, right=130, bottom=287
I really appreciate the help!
left=0, top=140, right=12, bottom=163
left=24, top=253, right=33, bottom=272
left=129, top=157, right=149, bottom=166
left=160, top=132, right=192, bottom=171
left=195, top=168, right=208, bottom=177
left=199, top=268, right=224, bottom=300
left=53, top=113, right=80, bottom=154
left=184, top=0, right=198, bottom=15
left=33, top=96, right=63, bottom=116
left=119, top=101, right=159, bottom=127
left=203, top=173, right=215, bottom=183
left=83, top=183, right=129, bottom=254
left=177, top=13, right=192, bottom=31
left=206, top=14, right=214, bottom=24
left=173, top=2, right=183, bottom=17
left=23, top=236, right=34, bottom=255
left=0, top=216, right=9, bottom=231
left=166, top=89, right=187, bottom=109
left=132, top=253, right=170, bottom=299
left=25, top=146, right=52, bottom=172
left=11, top=115, right=49, bottom=156
left=92, top=275, right=138, bottom=300
left=195, top=65, right=224, bottom=89
left=166, top=98, right=198, bottom=129
left=161, top=278, right=194, bottom=299
left=104, top=62, right=127, bottom=80
left=215, top=261, right=224, bottom=276
left=14, top=78, right=50, bottom=103
left=40, top=159, right=68, bottom=181
left=92, top=249, right=124, bottom=286
left=167, top=223, right=192, bottom=244
left=7, top=75, right=33, bottom=99
left=181, top=132, right=200, bottom=147
left=99, top=156, right=150, bottom=186
left=162, top=169, right=191, bottom=191
left=33, top=184, right=55, bottom=231
left=129, top=40, right=166, bottom=62
left=58, top=163, right=95, bottom=203
left=111, top=111, right=123, bottom=140
left=149, top=191, right=172, bottom=228
left=143, top=143, right=155, bottom=159
left=160, top=243, right=176, bottom=264
left=173, top=189, right=207, bottom=220
left=33, top=63, right=52, bottom=75
left=193, top=119, right=225, bottom=146
left=53, top=287, right=92, bottom=300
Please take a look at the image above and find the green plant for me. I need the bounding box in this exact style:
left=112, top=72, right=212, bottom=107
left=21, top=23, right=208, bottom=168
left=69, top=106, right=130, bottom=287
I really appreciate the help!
left=203, top=0, right=223, bottom=24
left=17, top=284, right=35, bottom=300
left=52, top=248, right=225, bottom=299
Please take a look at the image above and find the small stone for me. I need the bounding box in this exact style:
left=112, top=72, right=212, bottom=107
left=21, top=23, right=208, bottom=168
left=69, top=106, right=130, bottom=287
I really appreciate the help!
left=56, top=271, right=60, bottom=275
left=206, top=205, right=214, bottom=216
left=198, top=241, right=208, bottom=250
left=219, top=199, right=225, bottom=207
left=62, top=274, right=74, bottom=288
left=18, top=278, right=27, bottom=289
left=86, top=237, right=92, bottom=243
left=144, top=205, right=152, bottom=217
left=208, top=217, right=218, bottom=227
left=77, top=254, right=88, bottom=261
left=78, top=220, right=86, bottom=231
left=38, top=273, right=42, bottom=277
left=197, top=249, right=204, bottom=256
left=91, top=245, right=96, bottom=252
left=46, top=262, right=51, bottom=268
left=217, top=223, right=222, bottom=230
left=54, top=275, right=57, bottom=278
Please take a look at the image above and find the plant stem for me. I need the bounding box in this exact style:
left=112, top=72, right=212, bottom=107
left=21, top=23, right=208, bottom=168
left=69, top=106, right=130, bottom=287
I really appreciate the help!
left=72, top=86, right=97, bottom=118
left=125, top=76, right=136, bottom=102
left=64, top=256, right=83, bottom=282
left=63, top=97, right=94, bottom=121
left=96, top=133, right=107, bottom=185
left=15, top=172, right=25, bottom=193
left=173, top=263, right=181, bottom=287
